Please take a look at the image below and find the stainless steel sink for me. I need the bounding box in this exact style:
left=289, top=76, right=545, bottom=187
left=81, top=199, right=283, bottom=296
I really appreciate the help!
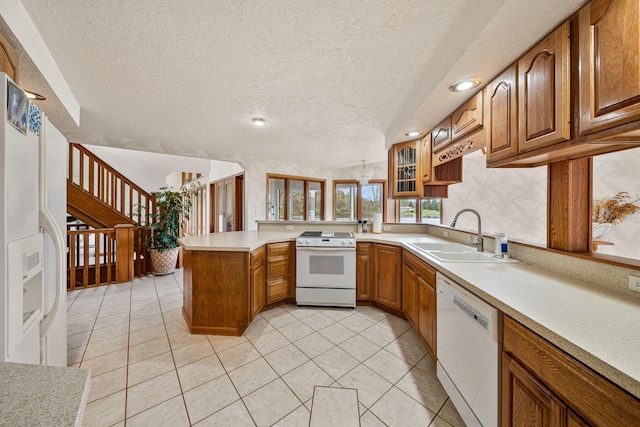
left=407, top=242, right=518, bottom=263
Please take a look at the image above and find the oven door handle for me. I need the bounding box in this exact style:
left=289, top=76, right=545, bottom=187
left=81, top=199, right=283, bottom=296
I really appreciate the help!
left=297, top=246, right=356, bottom=252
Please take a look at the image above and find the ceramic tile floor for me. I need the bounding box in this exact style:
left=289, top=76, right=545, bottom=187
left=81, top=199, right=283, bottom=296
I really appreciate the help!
left=67, top=269, right=466, bottom=427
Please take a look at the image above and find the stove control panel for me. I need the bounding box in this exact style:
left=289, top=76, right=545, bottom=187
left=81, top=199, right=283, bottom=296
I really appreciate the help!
left=296, top=234, right=356, bottom=248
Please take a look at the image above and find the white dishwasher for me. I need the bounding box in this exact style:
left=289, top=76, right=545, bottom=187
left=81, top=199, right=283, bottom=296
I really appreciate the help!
left=436, top=273, right=499, bottom=427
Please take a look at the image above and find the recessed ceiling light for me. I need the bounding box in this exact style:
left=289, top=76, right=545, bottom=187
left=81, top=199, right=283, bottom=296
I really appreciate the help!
left=449, top=78, right=482, bottom=92
left=251, top=117, right=267, bottom=126
left=405, top=131, right=421, bottom=137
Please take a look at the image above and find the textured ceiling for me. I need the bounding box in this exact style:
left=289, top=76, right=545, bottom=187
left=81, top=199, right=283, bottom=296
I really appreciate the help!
left=13, top=0, right=586, bottom=170
left=86, top=145, right=212, bottom=193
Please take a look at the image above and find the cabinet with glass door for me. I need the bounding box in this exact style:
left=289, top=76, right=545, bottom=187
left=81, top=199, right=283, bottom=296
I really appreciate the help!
left=390, top=140, right=421, bottom=198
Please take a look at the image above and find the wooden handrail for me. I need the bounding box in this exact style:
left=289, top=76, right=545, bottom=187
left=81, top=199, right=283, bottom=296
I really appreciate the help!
left=67, top=225, right=151, bottom=290
left=68, top=143, right=156, bottom=225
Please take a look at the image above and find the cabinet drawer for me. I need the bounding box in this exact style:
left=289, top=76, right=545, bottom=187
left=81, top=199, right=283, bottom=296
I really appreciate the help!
left=251, top=246, right=266, bottom=265
left=403, top=250, right=436, bottom=288
left=267, top=276, right=289, bottom=302
left=268, top=242, right=291, bottom=258
left=357, top=242, right=372, bottom=253
left=268, top=259, right=290, bottom=277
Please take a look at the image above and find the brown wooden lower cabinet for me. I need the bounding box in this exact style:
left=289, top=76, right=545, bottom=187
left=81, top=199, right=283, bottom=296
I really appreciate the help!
left=416, top=274, right=436, bottom=361
left=373, top=244, right=402, bottom=309
left=250, top=246, right=266, bottom=321
left=182, top=249, right=250, bottom=336
left=267, top=242, right=292, bottom=304
left=502, top=315, right=640, bottom=426
left=184, top=241, right=640, bottom=423
left=401, top=263, right=417, bottom=325
left=503, top=352, right=569, bottom=426
left=356, top=243, right=373, bottom=300
left=402, top=250, right=437, bottom=361
left=267, top=276, right=288, bottom=302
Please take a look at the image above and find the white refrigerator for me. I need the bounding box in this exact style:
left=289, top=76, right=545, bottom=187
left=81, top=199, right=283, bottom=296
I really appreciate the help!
left=0, top=72, right=67, bottom=366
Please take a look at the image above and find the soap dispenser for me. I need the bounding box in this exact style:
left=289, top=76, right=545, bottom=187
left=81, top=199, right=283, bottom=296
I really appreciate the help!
left=493, top=233, right=506, bottom=259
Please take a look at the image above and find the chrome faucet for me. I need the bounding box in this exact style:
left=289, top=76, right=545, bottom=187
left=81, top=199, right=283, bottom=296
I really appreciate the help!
left=450, top=209, right=484, bottom=252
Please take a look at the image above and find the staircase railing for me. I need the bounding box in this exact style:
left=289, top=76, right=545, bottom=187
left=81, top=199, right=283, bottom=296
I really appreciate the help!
left=67, top=226, right=116, bottom=290
left=68, top=143, right=156, bottom=224
left=67, top=223, right=152, bottom=290
left=184, top=182, right=208, bottom=236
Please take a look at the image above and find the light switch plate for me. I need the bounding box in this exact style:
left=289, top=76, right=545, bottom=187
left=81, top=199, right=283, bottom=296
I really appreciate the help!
left=383, top=226, right=392, bottom=231
left=443, top=231, right=449, bottom=237
left=629, top=274, right=640, bottom=293
left=285, top=225, right=294, bottom=231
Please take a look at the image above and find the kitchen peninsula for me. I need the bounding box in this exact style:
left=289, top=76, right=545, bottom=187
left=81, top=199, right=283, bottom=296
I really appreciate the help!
left=179, top=229, right=640, bottom=405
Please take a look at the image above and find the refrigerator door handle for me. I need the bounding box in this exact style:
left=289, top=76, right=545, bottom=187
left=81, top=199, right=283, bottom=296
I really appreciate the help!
left=38, top=209, right=65, bottom=340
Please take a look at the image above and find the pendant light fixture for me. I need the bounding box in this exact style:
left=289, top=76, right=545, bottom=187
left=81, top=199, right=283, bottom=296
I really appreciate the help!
left=357, top=160, right=373, bottom=186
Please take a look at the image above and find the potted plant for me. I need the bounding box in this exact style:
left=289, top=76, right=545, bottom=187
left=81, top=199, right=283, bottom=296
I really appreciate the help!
left=134, top=181, right=197, bottom=275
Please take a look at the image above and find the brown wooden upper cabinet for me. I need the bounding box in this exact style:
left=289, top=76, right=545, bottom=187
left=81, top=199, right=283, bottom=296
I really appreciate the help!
left=390, top=140, right=421, bottom=198
left=451, top=90, right=484, bottom=142
left=420, top=135, right=432, bottom=184
left=485, top=0, right=640, bottom=167
left=486, top=65, right=519, bottom=163
left=487, top=22, right=571, bottom=166
left=431, top=116, right=452, bottom=153
left=0, top=34, right=19, bottom=83
left=579, top=0, right=640, bottom=136
left=432, top=91, right=486, bottom=169
left=518, top=22, right=571, bottom=152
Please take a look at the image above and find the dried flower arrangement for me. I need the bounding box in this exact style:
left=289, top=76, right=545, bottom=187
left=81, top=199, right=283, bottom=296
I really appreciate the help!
left=592, top=191, right=640, bottom=225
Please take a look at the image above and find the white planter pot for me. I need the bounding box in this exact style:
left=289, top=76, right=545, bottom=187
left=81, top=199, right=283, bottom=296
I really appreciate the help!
left=150, top=247, right=179, bottom=275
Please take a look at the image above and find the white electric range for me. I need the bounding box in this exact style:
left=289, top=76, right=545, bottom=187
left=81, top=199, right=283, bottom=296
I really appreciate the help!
left=295, top=231, right=356, bottom=308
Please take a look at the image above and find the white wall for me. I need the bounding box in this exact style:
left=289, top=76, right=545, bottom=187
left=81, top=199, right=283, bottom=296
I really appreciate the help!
left=240, top=158, right=336, bottom=230
left=240, top=159, right=391, bottom=230
left=442, top=150, right=547, bottom=245
left=208, top=160, right=243, bottom=182
left=331, top=160, right=387, bottom=181
left=165, top=171, right=182, bottom=189
left=593, top=148, right=640, bottom=259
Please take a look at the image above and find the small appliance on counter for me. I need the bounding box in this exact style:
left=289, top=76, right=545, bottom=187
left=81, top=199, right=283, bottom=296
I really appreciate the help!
left=295, top=231, right=356, bottom=307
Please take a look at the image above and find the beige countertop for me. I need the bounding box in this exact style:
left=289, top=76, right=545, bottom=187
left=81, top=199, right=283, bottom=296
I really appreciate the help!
left=0, top=362, right=91, bottom=426
left=179, top=231, right=640, bottom=399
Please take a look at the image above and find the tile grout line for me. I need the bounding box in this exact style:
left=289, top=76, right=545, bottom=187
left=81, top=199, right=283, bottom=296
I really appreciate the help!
left=284, top=307, right=442, bottom=421
left=228, top=326, right=300, bottom=426
left=72, top=279, right=462, bottom=427
left=258, top=307, right=409, bottom=422
left=143, top=274, right=190, bottom=426
left=122, top=279, right=134, bottom=426
left=75, top=287, right=108, bottom=372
